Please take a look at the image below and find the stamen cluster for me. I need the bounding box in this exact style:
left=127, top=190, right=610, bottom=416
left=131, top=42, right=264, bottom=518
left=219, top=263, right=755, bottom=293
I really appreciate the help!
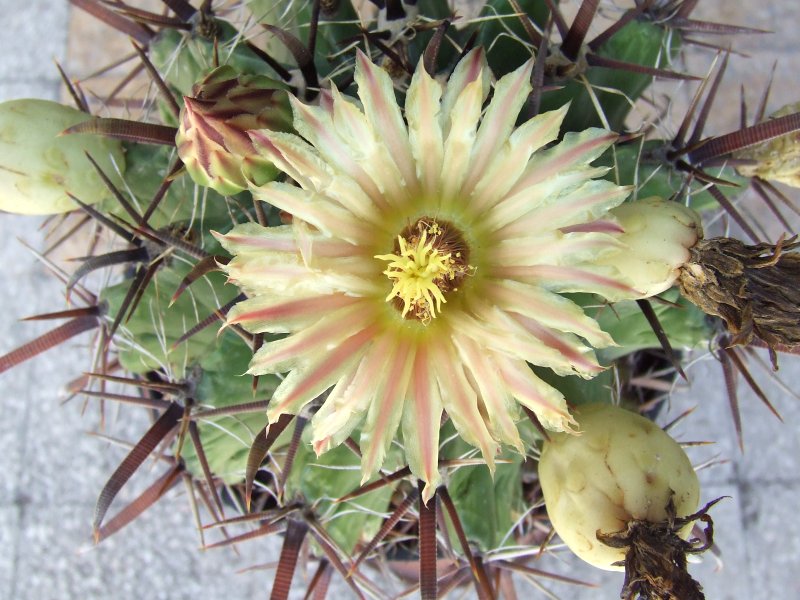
left=376, top=219, right=471, bottom=324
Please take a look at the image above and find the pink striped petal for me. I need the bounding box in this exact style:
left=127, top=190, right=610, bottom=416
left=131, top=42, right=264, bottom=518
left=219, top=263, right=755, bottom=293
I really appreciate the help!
left=252, top=182, right=372, bottom=244
left=495, top=264, right=640, bottom=300
left=354, top=50, right=418, bottom=192
left=249, top=302, right=375, bottom=374
left=406, top=59, right=444, bottom=195
left=227, top=293, right=357, bottom=334
left=329, top=86, right=410, bottom=207
left=432, top=339, right=498, bottom=471
left=440, top=78, right=484, bottom=204
left=492, top=178, right=629, bottom=234
left=560, top=219, right=625, bottom=234
left=452, top=334, right=523, bottom=452
left=459, top=303, right=593, bottom=375
left=224, top=252, right=331, bottom=297
left=310, top=363, right=365, bottom=455
left=486, top=280, right=616, bottom=347
left=468, top=105, right=569, bottom=214
left=311, top=332, right=396, bottom=454
left=214, top=223, right=297, bottom=255
left=359, top=335, right=416, bottom=483
left=495, top=356, right=577, bottom=433
left=401, top=342, right=443, bottom=501
left=508, top=129, right=618, bottom=196
left=509, top=312, right=603, bottom=377
left=266, top=323, right=377, bottom=420
left=488, top=232, right=624, bottom=268
left=288, top=94, right=391, bottom=211
left=440, top=48, right=489, bottom=135
left=249, top=130, right=382, bottom=224
left=461, top=59, right=533, bottom=194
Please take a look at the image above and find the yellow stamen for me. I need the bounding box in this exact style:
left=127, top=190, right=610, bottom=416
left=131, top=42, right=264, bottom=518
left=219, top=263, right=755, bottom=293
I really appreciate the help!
left=376, top=225, right=460, bottom=324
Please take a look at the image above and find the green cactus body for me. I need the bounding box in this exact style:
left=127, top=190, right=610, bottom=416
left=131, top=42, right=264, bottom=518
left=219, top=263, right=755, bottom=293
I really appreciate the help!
left=285, top=439, right=403, bottom=554
left=183, top=334, right=279, bottom=484
left=602, top=141, right=749, bottom=212
left=441, top=426, right=526, bottom=552
left=101, top=259, right=239, bottom=374
left=150, top=22, right=279, bottom=99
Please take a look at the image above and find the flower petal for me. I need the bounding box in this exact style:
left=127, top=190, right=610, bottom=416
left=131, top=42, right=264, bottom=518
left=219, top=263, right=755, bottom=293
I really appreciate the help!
left=495, top=356, right=577, bottom=433
left=491, top=178, right=629, bottom=234
left=310, top=356, right=370, bottom=455
left=227, top=293, right=358, bottom=334
left=496, top=263, right=641, bottom=301
left=508, top=128, right=618, bottom=196
left=266, top=323, right=377, bottom=420
left=440, top=48, right=489, bottom=136
left=440, top=77, right=484, bottom=204
left=488, top=231, right=624, bottom=268
left=462, top=59, right=533, bottom=194
left=214, top=223, right=297, bottom=256
left=509, top=312, right=603, bottom=377
left=329, top=86, right=410, bottom=206
left=251, top=182, right=373, bottom=244
left=453, top=334, right=523, bottom=452
left=459, top=302, right=598, bottom=376
left=248, top=130, right=382, bottom=224
left=406, top=59, right=444, bottom=195
left=468, top=105, right=570, bottom=214
left=359, top=335, right=416, bottom=482
left=355, top=50, right=418, bottom=192
left=488, top=281, right=614, bottom=348
left=287, top=94, right=390, bottom=211
left=432, top=339, right=498, bottom=471
left=249, top=301, right=376, bottom=374
left=400, top=341, right=443, bottom=500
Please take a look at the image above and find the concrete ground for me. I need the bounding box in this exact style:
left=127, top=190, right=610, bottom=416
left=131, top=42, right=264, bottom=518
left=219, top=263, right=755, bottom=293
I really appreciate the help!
left=1, top=1, right=798, bottom=598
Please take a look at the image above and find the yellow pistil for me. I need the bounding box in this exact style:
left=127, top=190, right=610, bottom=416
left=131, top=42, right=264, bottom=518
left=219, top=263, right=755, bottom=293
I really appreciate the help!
left=376, top=222, right=467, bottom=324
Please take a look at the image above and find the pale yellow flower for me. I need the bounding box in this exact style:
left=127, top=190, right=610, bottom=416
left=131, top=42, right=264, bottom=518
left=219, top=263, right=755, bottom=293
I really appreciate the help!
left=216, top=50, right=699, bottom=500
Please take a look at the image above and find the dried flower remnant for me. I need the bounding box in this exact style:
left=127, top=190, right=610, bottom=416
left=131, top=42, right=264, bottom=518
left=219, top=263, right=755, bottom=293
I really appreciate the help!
left=217, top=50, right=703, bottom=498
left=678, top=236, right=800, bottom=364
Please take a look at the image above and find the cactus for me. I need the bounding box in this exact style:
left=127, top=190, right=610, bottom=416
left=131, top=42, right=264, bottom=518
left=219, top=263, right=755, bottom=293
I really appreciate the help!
left=1, top=1, right=799, bottom=598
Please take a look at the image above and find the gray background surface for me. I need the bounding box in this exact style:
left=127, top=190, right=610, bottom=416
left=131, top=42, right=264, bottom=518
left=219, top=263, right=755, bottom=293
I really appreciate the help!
left=1, top=1, right=799, bottom=598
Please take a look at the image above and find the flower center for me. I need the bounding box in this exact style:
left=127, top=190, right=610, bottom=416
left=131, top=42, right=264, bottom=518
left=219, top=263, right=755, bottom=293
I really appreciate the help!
left=375, top=218, right=472, bottom=324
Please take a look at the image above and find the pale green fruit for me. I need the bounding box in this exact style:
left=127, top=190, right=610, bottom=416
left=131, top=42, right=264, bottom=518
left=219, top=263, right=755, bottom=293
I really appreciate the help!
left=602, top=197, right=702, bottom=298
left=0, top=99, right=125, bottom=214
left=538, top=404, right=699, bottom=571
left=735, top=101, right=800, bottom=187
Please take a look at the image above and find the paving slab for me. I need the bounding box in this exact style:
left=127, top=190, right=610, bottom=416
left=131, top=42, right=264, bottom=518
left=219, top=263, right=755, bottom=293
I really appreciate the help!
left=0, top=506, right=19, bottom=600
left=0, top=0, right=69, bottom=81
left=740, top=481, right=800, bottom=597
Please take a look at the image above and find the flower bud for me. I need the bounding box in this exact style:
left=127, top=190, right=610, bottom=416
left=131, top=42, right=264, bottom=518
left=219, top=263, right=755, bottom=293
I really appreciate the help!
left=176, top=65, right=292, bottom=195
left=0, top=99, right=125, bottom=214
left=735, top=101, right=800, bottom=187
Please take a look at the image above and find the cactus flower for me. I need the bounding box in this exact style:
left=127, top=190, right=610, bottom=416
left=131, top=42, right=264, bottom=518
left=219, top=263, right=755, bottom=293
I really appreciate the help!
left=216, top=50, right=700, bottom=499
left=176, top=65, right=292, bottom=195
left=0, top=99, right=125, bottom=214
